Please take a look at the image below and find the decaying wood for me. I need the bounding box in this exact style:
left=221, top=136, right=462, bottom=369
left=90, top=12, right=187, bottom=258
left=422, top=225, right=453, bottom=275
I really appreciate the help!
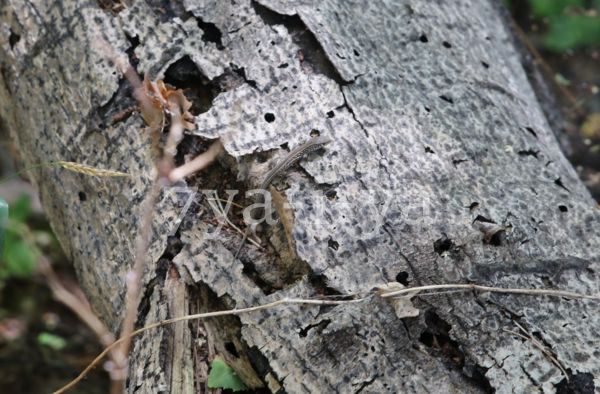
left=1, top=0, right=599, bottom=392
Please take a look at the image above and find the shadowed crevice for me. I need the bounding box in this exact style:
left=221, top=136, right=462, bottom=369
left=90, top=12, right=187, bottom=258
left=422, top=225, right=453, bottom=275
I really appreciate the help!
left=251, top=0, right=346, bottom=85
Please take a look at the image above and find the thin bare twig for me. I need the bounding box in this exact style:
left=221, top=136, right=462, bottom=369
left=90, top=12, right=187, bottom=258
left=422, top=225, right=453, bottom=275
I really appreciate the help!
left=379, top=283, right=600, bottom=301
left=52, top=296, right=368, bottom=394
left=109, top=181, right=161, bottom=392
left=169, top=140, right=223, bottom=182
left=11, top=223, right=117, bottom=354
left=55, top=281, right=600, bottom=393
left=38, top=256, right=116, bottom=349
left=99, top=37, right=197, bottom=392
left=110, top=113, right=184, bottom=393
left=13, top=221, right=120, bottom=381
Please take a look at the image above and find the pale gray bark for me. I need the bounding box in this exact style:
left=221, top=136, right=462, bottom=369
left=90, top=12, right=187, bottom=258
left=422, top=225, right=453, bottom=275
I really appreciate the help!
left=1, top=0, right=598, bottom=393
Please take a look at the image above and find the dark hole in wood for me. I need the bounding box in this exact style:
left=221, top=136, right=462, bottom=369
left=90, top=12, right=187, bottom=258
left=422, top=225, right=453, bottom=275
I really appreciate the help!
left=487, top=230, right=504, bottom=246
left=518, top=149, right=539, bottom=159
left=556, top=372, right=594, bottom=394
left=9, top=30, right=20, bottom=49
left=328, top=238, right=339, bottom=251
left=195, top=18, right=224, bottom=50
left=395, top=271, right=410, bottom=285
left=433, top=236, right=453, bottom=255
left=264, top=112, right=276, bottom=123
left=524, top=127, right=538, bottom=138
left=224, top=342, right=239, bottom=357
left=554, top=177, right=570, bottom=192
left=439, top=95, right=454, bottom=104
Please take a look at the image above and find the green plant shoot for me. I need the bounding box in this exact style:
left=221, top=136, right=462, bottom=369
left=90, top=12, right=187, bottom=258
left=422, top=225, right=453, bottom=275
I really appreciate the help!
left=208, top=357, right=248, bottom=392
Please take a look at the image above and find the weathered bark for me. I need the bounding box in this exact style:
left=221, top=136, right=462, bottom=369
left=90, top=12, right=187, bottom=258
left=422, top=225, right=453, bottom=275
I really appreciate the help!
left=1, top=0, right=599, bottom=393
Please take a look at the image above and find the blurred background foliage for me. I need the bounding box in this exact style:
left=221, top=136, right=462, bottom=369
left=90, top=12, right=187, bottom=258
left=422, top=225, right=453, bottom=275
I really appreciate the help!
left=521, top=0, right=600, bottom=51
left=0, top=186, right=106, bottom=392
left=1, top=195, right=38, bottom=280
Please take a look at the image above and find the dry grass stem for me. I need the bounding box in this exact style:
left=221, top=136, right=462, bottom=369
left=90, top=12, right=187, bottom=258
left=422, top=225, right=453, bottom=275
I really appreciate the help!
left=55, top=281, right=600, bottom=393
left=206, top=197, right=245, bottom=210
left=53, top=296, right=367, bottom=394
left=504, top=321, right=569, bottom=380
left=57, top=161, right=129, bottom=177
left=379, top=283, right=600, bottom=300
left=206, top=191, right=262, bottom=248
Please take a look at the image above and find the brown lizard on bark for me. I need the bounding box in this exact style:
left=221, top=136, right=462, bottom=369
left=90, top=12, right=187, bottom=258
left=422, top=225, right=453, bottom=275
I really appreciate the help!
left=233, top=135, right=332, bottom=258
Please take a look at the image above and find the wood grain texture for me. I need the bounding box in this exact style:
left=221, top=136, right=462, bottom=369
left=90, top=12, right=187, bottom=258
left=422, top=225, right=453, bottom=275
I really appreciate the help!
left=1, top=0, right=599, bottom=392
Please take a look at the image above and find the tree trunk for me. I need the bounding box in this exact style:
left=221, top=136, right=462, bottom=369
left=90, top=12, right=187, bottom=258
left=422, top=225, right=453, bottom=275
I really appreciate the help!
left=1, top=0, right=598, bottom=392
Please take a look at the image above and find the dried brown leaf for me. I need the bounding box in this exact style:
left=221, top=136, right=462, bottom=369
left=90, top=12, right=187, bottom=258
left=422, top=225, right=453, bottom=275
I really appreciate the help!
left=139, top=78, right=195, bottom=130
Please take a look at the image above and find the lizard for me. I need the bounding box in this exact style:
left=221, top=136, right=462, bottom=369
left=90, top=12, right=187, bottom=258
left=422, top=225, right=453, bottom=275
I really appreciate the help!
left=233, top=135, right=332, bottom=259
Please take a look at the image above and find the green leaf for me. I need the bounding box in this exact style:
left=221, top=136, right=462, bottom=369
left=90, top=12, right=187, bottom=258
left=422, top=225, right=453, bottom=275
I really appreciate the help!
left=0, top=198, right=7, bottom=257
left=528, top=0, right=584, bottom=17
left=1, top=237, right=37, bottom=278
left=37, top=332, right=67, bottom=350
left=0, top=195, right=37, bottom=278
left=8, top=194, right=32, bottom=223
left=208, top=357, right=248, bottom=392
left=554, top=73, right=571, bottom=86
left=544, top=15, right=600, bottom=51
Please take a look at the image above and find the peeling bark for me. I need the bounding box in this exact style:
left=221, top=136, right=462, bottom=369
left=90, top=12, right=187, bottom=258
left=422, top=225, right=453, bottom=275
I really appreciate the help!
left=1, top=0, right=599, bottom=393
